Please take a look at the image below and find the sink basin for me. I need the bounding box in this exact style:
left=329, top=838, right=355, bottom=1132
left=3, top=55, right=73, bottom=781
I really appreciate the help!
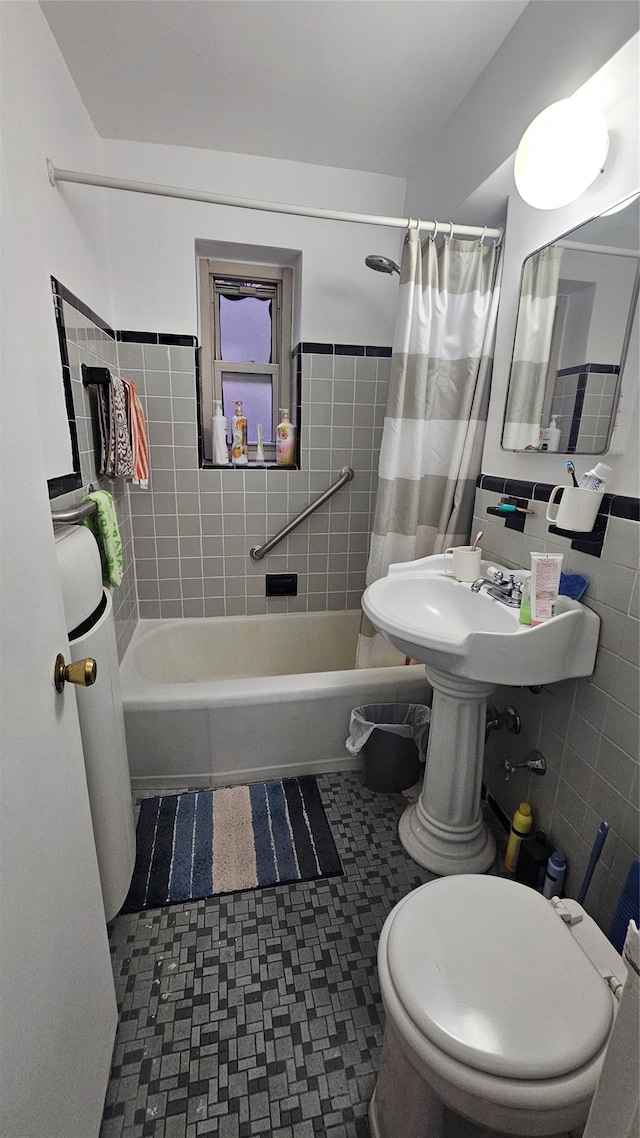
left=362, top=553, right=599, bottom=687
left=361, top=553, right=600, bottom=877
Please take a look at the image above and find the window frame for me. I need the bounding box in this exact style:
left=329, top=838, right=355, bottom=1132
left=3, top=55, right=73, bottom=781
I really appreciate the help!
left=198, top=257, right=293, bottom=464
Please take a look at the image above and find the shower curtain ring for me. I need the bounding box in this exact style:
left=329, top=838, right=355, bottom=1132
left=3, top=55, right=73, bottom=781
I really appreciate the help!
left=429, top=220, right=438, bottom=241
left=446, top=222, right=455, bottom=242
left=479, top=226, right=487, bottom=246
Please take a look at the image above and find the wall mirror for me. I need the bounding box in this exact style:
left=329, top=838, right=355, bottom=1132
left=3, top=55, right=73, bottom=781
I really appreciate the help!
left=502, top=192, right=639, bottom=453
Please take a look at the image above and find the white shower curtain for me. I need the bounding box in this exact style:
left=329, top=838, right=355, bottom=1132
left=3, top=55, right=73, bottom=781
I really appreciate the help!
left=357, top=227, right=502, bottom=668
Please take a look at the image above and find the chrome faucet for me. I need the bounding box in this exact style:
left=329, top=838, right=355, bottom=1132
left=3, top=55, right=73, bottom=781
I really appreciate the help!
left=471, top=571, right=523, bottom=608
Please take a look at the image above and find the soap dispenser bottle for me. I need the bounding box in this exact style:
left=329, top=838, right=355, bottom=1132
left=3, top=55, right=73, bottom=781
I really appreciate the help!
left=276, top=409, right=295, bottom=467
left=211, top=400, right=229, bottom=465
left=541, top=416, right=561, bottom=452
left=231, top=400, right=248, bottom=466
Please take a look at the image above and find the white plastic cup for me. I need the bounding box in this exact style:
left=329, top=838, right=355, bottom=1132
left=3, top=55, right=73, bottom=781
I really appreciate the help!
left=546, top=486, right=604, bottom=532
left=443, top=545, right=482, bottom=582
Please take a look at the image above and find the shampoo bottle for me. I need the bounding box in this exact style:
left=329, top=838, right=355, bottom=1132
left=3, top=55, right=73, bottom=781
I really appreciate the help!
left=211, top=400, right=229, bottom=465
left=276, top=409, right=295, bottom=467
left=541, top=416, right=561, bottom=452
left=543, top=850, right=567, bottom=899
left=504, top=802, right=532, bottom=873
left=231, top=400, right=248, bottom=466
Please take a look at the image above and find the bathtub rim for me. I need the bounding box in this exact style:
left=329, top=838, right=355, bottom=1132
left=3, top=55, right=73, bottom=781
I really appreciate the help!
left=121, top=615, right=426, bottom=712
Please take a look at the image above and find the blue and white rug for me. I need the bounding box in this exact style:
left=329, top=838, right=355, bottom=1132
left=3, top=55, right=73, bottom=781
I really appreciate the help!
left=121, top=776, right=343, bottom=913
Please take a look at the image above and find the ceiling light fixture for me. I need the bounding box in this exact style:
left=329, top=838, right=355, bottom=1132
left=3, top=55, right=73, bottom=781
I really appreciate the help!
left=514, top=96, right=609, bottom=210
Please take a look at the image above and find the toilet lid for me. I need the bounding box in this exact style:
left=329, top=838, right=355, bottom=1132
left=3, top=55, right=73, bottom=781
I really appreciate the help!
left=386, top=875, right=614, bottom=1080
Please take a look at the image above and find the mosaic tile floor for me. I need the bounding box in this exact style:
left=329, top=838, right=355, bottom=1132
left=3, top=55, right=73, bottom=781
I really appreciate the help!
left=100, top=772, right=440, bottom=1138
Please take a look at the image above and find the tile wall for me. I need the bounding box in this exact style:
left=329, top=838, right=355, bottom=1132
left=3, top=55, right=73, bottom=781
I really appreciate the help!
left=50, top=295, right=137, bottom=659
left=473, top=475, right=639, bottom=932
left=551, top=363, right=618, bottom=452
left=118, top=340, right=390, bottom=619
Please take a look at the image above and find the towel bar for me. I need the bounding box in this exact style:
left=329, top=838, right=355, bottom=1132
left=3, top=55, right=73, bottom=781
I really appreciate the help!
left=51, top=499, right=97, bottom=525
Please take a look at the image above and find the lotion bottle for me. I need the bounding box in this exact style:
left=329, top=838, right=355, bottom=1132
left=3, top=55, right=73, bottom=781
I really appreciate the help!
left=231, top=400, right=248, bottom=466
left=504, top=802, right=532, bottom=873
left=541, top=416, right=561, bottom=452
left=211, top=400, right=229, bottom=465
left=276, top=409, right=295, bottom=467
left=530, top=552, right=563, bottom=626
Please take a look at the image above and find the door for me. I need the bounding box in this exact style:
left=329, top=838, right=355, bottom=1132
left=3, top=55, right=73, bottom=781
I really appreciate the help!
left=0, top=155, right=118, bottom=1137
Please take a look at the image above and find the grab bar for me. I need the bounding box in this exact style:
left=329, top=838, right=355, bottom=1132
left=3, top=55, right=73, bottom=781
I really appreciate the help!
left=249, top=466, right=354, bottom=561
left=51, top=499, right=97, bottom=525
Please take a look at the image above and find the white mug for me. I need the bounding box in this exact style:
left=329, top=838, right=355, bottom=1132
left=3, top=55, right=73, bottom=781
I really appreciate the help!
left=443, top=545, right=482, bottom=582
left=546, top=486, right=604, bottom=532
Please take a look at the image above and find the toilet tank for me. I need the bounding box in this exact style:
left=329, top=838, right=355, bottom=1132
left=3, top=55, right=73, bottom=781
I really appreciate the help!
left=55, top=525, right=135, bottom=921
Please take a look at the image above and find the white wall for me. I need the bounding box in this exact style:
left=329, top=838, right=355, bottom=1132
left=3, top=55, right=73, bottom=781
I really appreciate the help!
left=0, top=2, right=113, bottom=481
left=482, top=34, right=640, bottom=496
left=404, top=1, right=639, bottom=222
left=559, top=249, right=638, bottom=365
left=102, top=139, right=406, bottom=344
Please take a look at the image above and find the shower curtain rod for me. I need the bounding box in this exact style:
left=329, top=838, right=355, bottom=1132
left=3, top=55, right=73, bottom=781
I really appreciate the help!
left=46, top=160, right=502, bottom=241
left=557, top=238, right=640, bottom=258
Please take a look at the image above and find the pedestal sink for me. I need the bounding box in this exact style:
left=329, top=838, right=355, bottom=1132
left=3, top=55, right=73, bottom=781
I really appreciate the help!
left=362, top=554, right=600, bottom=875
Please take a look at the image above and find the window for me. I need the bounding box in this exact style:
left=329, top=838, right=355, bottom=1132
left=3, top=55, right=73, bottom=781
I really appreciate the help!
left=198, top=258, right=294, bottom=464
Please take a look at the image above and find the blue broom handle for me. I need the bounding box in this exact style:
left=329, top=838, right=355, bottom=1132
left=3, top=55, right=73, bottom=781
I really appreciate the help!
left=578, top=821, right=610, bottom=905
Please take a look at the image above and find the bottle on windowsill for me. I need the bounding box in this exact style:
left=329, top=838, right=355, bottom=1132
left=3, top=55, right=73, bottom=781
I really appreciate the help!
left=231, top=400, right=248, bottom=466
left=276, top=409, right=295, bottom=467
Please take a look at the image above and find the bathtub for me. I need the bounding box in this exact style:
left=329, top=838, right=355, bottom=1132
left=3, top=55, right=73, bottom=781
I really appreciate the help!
left=120, top=610, right=428, bottom=789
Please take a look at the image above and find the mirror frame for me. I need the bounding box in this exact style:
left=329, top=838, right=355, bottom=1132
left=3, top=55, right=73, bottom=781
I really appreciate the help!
left=501, top=192, right=640, bottom=456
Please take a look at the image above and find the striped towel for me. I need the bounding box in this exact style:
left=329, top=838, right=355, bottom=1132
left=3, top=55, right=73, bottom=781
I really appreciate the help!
left=121, top=377, right=149, bottom=489
left=94, top=375, right=135, bottom=480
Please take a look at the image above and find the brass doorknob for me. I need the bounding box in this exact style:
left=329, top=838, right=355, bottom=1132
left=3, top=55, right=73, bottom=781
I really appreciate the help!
left=53, top=653, right=97, bottom=693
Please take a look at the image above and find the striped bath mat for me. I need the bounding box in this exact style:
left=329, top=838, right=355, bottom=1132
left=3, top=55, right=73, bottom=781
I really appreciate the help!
left=121, top=777, right=343, bottom=913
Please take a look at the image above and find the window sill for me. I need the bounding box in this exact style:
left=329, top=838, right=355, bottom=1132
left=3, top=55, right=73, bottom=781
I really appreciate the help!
left=201, top=460, right=300, bottom=471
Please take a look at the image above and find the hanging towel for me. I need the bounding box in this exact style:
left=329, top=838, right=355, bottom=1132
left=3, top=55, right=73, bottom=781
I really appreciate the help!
left=82, top=490, right=123, bottom=588
left=121, top=376, right=149, bottom=488
left=106, top=375, right=135, bottom=479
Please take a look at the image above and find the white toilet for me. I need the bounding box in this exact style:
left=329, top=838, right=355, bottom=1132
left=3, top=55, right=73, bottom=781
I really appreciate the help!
left=370, top=875, right=627, bottom=1138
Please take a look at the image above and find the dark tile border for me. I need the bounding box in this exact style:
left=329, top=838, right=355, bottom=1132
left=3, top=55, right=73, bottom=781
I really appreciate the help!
left=53, top=278, right=115, bottom=338
left=557, top=362, right=620, bottom=376
left=293, top=342, right=392, bottom=358
left=477, top=474, right=639, bottom=519
left=117, top=331, right=198, bottom=347
left=477, top=473, right=639, bottom=559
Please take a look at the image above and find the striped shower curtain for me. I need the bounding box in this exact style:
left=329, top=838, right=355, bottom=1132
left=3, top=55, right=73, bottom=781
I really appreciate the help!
left=502, top=245, right=563, bottom=450
left=356, top=228, right=502, bottom=668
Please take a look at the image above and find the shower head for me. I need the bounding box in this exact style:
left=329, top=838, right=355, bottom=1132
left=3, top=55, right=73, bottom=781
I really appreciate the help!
left=365, top=255, right=400, bottom=276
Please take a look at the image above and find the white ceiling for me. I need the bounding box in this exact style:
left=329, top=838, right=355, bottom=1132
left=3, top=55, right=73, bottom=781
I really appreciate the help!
left=40, top=0, right=528, bottom=178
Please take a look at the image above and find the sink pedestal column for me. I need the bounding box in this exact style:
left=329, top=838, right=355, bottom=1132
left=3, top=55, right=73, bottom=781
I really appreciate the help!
left=399, top=666, right=496, bottom=875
